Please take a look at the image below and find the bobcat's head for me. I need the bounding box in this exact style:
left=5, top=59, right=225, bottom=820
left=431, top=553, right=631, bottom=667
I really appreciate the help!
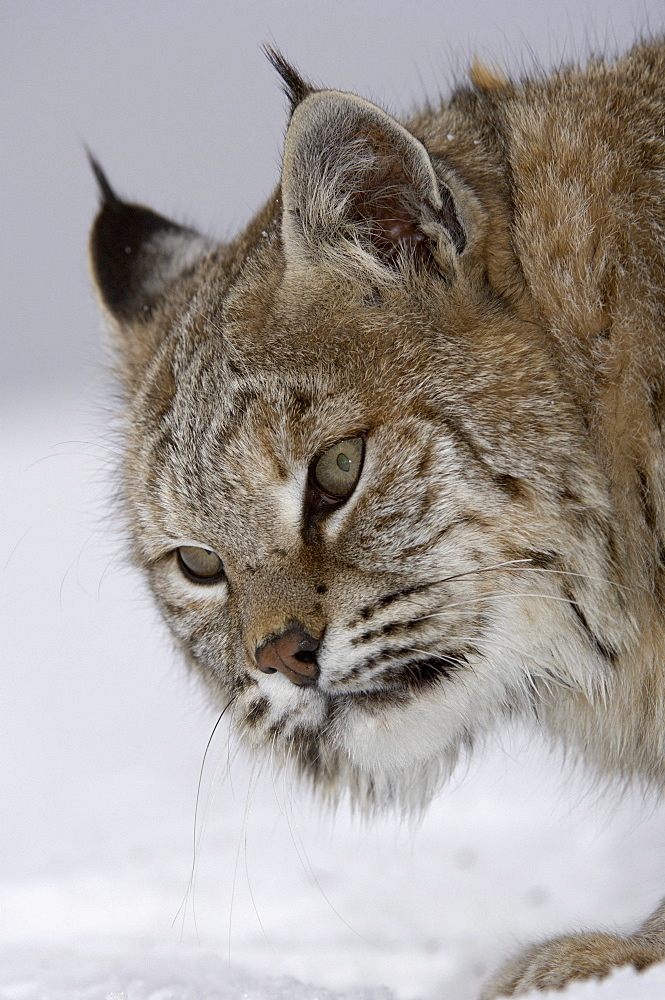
left=90, top=57, right=626, bottom=810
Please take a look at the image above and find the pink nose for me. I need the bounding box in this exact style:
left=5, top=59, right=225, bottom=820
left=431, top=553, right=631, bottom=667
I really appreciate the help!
left=255, top=627, right=320, bottom=686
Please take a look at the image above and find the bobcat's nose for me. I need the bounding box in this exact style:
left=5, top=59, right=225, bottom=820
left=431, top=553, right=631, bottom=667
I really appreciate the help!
left=255, top=626, right=320, bottom=686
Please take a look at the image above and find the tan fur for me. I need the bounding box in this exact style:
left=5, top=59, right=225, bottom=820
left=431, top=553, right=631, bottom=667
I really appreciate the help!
left=469, top=56, right=510, bottom=92
left=89, top=38, right=665, bottom=997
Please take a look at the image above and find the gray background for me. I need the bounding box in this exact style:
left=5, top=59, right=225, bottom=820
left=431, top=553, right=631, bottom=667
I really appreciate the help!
left=3, top=0, right=664, bottom=396
left=4, top=5, right=665, bottom=997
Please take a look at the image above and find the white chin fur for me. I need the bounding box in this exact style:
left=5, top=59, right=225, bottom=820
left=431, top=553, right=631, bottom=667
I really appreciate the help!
left=334, top=674, right=482, bottom=778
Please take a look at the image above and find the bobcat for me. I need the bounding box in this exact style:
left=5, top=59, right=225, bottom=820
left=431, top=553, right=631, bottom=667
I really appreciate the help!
left=89, top=38, right=665, bottom=997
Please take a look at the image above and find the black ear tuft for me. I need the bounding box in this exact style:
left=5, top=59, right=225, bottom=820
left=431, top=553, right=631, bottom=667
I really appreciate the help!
left=86, top=148, right=120, bottom=205
left=263, top=45, right=313, bottom=113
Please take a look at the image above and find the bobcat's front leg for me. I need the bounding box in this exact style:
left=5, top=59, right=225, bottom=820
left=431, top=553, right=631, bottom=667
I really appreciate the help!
left=480, top=899, right=665, bottom=998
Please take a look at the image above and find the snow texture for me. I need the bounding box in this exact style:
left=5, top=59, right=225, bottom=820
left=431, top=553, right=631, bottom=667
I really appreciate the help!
left=1, top=948, right=665, bottom=1000
left=0, top=946, right=396, bottom=1000
left=524, top=964, right=665, bottom=999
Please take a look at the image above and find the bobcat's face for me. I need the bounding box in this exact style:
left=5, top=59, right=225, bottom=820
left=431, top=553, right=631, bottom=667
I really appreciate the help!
left=90, top=69, right=627, bottom=808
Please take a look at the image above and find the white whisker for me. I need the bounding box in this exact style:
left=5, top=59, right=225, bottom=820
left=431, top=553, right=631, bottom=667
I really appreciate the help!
left=409, top=590, right=595, bottom=624
left=173, top=698, right=235, bottom=940
left=435, top=557, right=535, bottom=584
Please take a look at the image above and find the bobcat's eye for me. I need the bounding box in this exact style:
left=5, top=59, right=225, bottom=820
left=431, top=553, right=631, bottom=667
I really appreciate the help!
left=312, top=436, right=365, bottom=499
left=176, top=545, right=225, bottom=584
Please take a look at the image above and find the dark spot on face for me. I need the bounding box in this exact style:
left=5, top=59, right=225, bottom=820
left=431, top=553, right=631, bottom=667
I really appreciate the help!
left=605, top=523, right=619, bottom=565
left=494, top=472, right=524, bottom=499
left=351, top=616, right=428, bottom=646
left=350, top=580, right=444, bottom=628
left=377, top=584, right=421, bottom=606
left=271, top=547, right=288, bottom=557
left=341, top=663, right=366, bottom=681
left=290, top=390, right=313, bottom=414
left=372, top=513, right=401, bottom=533
left=272, top=456, right=290, bottom=481
left=648, top=378, right=665, bottom=432
left=161, top=598, right=183, bottom=618
left=230, top=671, right=254, bottom=695
left=244, top=698, right=269, bottom=727
left=398, top=521, right=460, bottom=558
left=267, top=720, right=284, bottom=740
left=291, top=728, right=321, bottom=768
left=316, top=584, right=327, bottom=595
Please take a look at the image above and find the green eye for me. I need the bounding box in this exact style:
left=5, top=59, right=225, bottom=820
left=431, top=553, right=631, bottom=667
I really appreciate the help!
left=313, top=436, right=365, bottom=499
left=177, top=546, right=225, bottom=584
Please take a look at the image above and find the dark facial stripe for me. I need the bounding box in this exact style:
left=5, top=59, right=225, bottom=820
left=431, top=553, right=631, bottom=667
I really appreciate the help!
left=566, top=591, right=617, bottom=664
left=379, top=651, right=470, bottom=689
left=350, top=579, right=447, bottom=627
left=351, top=616, right=430, bottom=647
left=347, top=643, right=473, bottom=681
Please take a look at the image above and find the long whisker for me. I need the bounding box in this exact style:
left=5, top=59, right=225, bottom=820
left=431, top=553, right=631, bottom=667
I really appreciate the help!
left=278, top=757, right=377, bottom=947
left=433, top=557, right=535, bottom=585
left=451, top=564, right=640, bottom=595
left=421, top=557, right=638, bottom=598
left=173, top=696, right=236, bottom=937
left=409, top=590, right=599, bottom=623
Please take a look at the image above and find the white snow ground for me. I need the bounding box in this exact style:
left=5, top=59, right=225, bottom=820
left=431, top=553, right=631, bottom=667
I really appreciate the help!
left=4, top=394, right=665, bottom=1000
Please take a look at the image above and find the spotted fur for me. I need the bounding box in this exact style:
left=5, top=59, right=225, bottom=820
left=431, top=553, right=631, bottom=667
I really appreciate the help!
left=90, top=38, right=665, bottom=996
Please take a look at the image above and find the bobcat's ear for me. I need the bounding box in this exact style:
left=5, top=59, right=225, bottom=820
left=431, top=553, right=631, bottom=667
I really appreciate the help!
left=280, top=90, right=477, bottom=281
left=88, top=155, right=212, bottom=328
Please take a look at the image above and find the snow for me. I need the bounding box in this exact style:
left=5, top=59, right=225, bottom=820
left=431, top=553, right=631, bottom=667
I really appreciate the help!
left=0, top=946, right=396, bottom=1000
left=2, top=951, right=664, bottom=1000
left=4, top=390, right=665, bottom=1000
left=526, top=965, right=665, bottom=999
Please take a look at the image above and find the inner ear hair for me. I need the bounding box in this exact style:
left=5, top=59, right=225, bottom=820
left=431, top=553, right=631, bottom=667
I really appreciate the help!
left=350, top=160, right=467, bottom=270
left=280, top=89, right=476, bottom=280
